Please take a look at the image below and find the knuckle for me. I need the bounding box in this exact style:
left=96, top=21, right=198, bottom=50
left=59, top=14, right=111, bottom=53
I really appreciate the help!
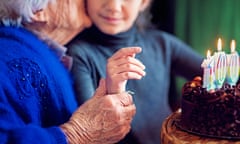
left=123, top=72, right=131, bottom=78
left=125, top=63, right=132, bottom=69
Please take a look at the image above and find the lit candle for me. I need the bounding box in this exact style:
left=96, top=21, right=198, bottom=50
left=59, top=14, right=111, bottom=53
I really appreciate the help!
left=217, top=38, right=222, bottom=52
left=231, top=40, right=236, bottom=52
left=214, top=38, right=227, bottom=89
left=201, top=50, right=215, bottom=91
left=226, top=40, right=239, bottom=86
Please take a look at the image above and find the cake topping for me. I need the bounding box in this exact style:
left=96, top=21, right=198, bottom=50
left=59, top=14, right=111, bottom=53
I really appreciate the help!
left=180, top=77, right=240, bottom=138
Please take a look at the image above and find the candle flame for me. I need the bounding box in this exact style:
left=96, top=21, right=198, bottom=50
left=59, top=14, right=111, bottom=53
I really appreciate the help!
left=207, top=50, right=211, bottom=59
left=217, top=38, right=222, bottom=51
left=231, top=40, right=236, bottom=53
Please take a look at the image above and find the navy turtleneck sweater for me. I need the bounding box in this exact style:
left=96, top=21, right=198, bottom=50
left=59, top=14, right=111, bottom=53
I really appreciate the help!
left=67, top=25, right=203, bottom=144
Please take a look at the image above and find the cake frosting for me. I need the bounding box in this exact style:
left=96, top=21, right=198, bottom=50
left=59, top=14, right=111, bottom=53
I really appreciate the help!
left=180, top=76, right=240, bottom=138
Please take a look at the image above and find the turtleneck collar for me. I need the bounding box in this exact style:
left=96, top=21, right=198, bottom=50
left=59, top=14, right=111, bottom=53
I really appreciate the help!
left=81, top=24, right=138, bottom=47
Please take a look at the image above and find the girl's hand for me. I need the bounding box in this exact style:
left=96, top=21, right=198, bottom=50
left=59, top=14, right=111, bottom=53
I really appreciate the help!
left=106, top=47, right=146, bottom=94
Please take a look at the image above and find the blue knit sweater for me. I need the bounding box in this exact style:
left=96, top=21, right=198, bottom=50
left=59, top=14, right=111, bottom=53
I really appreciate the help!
left=67, top=25, right=204, bottom=144
left=0, top=26, right=77, bottom=144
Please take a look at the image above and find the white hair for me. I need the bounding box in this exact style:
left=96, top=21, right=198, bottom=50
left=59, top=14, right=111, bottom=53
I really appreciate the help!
left=0, top=0, right=54, bottom=27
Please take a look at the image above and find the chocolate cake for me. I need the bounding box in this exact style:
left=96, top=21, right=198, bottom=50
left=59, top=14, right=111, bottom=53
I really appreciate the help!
left=180, top=76, right=240, bottom=139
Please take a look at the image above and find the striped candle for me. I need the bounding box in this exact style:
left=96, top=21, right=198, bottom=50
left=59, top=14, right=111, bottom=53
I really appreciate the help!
left=226, top=40, right=239, bottom=86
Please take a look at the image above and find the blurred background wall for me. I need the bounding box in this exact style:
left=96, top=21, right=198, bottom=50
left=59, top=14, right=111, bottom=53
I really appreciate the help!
left=175, top=0, right=240, bottom=54
left=150, top=0, right=240, bottom=110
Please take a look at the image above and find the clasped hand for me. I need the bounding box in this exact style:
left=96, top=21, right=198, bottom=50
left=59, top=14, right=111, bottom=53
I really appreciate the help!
left=61, top=79, right=136, bottom=144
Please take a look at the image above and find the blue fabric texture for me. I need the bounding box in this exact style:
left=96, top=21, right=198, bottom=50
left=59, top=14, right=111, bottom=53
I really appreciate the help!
left=67, top=25, right=204, bottom=144
left=0, top=26, right=77, bottom=144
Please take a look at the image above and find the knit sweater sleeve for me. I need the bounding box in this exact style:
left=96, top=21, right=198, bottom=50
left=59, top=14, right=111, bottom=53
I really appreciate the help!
left=1, top=126, right=66, bottom=144
left=0, top=74, right=67, bottom=144
left=167, top=33, right=204, bottom=80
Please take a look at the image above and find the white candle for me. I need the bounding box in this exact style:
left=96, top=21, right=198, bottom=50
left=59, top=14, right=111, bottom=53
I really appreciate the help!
left=214, top=38, right=227, bottom=89
left=217, top=38, right=222, bottom=52
left=201, top=51, right=210, bottom=88
left=226, top=40, right=239, bottom=86
left=201, top=50, right=215, bottom=90
left=231, top=40, right=236, bottom=53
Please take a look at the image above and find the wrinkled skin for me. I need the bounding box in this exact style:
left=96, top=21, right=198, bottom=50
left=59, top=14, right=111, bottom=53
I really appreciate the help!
left=27, top=0, right=91, bottom=45
left=61, top=79, right=136, bottom=144
left=106, top=47, right=146, bottom=94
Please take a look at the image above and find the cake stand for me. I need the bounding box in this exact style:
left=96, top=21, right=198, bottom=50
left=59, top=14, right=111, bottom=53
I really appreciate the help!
left=161, top=111, right=240, bottom=144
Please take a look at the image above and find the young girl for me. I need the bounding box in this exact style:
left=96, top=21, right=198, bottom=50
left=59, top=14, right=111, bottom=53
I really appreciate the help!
left=67, top=0, right=203, bottom=143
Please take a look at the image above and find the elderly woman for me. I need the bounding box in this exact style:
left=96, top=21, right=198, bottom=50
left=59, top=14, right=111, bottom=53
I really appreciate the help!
left=0, top=0, right=140, bottom=144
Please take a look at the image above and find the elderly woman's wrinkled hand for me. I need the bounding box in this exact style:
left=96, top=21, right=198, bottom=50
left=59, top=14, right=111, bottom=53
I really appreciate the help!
left=60, top=79, right=136, bottom=144
left=106, top=47, right=146, bottom=94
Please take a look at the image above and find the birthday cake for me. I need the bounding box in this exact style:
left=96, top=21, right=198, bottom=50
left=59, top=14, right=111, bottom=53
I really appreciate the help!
left=176, top=38, right=240, bottom=139
left=179, top=76, right=240, bottom=139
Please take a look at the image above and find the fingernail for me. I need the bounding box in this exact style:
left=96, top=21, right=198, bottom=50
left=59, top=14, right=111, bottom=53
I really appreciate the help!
left=143, top=71, right=146, bottom=76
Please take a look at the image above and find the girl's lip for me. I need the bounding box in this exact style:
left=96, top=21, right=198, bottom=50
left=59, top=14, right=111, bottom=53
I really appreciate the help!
left=101, top=15, right=122, bottom=24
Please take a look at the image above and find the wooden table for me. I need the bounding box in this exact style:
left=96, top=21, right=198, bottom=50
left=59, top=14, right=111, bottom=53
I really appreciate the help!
left=160, top=111, right=240, bottom=144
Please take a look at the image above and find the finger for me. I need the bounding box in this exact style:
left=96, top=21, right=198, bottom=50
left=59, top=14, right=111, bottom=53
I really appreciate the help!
left=93, top=78, right=106, bottom=97
left=108, top=56, right=145, bottom=70
left=109, top=64, right=146, bottom=78
left=116, top=92, right=135, bottom=106
left=125, top=104, right=136, bottom=117
left=110, top=71, right=145, bottom=82
left=121, top=104, right=136, bottom=121
left=119, top=93, right=134, bottom=106
left=110, top=47, right=142, bottom=60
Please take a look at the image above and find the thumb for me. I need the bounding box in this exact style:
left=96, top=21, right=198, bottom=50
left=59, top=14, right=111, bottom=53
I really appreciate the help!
left=93, top=78, right=107, bottom=98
